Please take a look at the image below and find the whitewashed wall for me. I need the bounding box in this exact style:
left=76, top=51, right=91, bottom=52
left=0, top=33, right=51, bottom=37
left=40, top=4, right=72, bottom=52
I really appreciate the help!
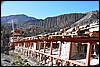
left=60, top=42, right=78, bottom=59
left=60, top=42, right=71, bottom=58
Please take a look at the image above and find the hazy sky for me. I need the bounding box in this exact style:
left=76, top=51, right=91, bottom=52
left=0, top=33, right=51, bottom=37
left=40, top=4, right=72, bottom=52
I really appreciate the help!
left=1, top=1, right=99, bottom=19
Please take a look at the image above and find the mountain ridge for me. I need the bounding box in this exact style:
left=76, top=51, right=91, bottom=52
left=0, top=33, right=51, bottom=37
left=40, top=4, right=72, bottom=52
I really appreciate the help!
left=1, top=14, right=37, bottom=24
left=1, top=10, right=99, bottom=36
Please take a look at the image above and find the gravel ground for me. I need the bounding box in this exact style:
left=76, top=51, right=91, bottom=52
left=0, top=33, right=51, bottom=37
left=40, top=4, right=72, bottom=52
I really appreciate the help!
left=1, top=53, right=13, bottom=66
left=1, top=50, right=46, bottom=66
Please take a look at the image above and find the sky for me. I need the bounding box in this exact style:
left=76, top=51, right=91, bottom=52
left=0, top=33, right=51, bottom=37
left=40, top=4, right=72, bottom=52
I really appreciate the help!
left=1, top=1, right=99, bottom=19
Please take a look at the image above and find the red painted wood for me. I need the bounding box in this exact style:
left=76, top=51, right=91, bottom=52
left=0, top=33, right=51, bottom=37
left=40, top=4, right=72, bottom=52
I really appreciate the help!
left=58, top=41, right=62, bottom=57
left=44, top=41, right=46, bottom=53
left=13, top=37, right=99, bottom=43
left=36, top=41, right=39, bottom=50
left=50, top=41, right=53, bottom=55
left=68, top=42, right=72, bottom=59
left=12, top=37, right=99, bottom=66
left=86, top=43, right=92, bottom=66
left=39, top=42, right=41, bottom=51
left=28, top=42, right=30, bottom=48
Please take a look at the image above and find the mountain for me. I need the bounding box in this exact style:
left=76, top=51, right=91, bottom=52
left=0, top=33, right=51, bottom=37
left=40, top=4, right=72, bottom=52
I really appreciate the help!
left=25, top=13, right=86, bottom=28
left=71, top=10, right=99, bottom=27
left=1, top=14, right=37, bottom=24
left=1, top=10, right=99, bottom=36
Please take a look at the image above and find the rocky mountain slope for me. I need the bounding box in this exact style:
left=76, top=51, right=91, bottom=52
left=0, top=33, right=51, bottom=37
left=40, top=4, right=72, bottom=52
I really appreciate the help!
left=1, top=10, right=99, bottom=36
left=71, top=10, right=99, bottom=27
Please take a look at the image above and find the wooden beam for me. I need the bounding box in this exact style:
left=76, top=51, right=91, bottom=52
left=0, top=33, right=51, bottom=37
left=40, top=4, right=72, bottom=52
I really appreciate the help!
left=13, top=37, right=99, bottom=43
left=86, top=43, right=92, bottom=66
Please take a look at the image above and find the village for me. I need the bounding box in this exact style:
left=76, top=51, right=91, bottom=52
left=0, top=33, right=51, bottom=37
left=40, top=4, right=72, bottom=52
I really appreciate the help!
left=1, top=1, right=99, bottom=66
left=3, top=22, right=99, bottom=66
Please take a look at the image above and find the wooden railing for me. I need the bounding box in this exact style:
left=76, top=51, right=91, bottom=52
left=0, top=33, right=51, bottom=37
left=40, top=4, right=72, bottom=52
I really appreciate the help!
left=10, top=36, right=99, bottom=66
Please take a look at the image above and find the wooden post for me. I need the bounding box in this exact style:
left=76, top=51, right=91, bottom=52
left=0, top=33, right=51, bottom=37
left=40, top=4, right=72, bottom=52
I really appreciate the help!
left=56, top=41, right=62, bottom=66
left=43, top=41, right=46, bottom=64
left=86, top=43, right=92, bottom=66
left=14, top=43, right=16, bottom=51
left=50, top=41, right=53, bottom=66
left=68, top=42, right=72, bottom=59
left=50, top=41, right=53, bottom=55
left=22, top=42, right=24, bottom=54
left=19, top=43, right=20, bottom=52
left=24, top=42, right=26, bottom=55
left=30, top=42, right=32, bottom=55
left=36, top=41, right=39, bottom=50
left=39, top=42, right=40, bottom=52
left=28, top=42, right=31, bottom=56
left=30, top=42, right=32, bottom=49
left=26, top=42, right=28, bottom=56
left=22, top=42, right=24, bottom=55
left=15, top=43, right=17, bottom=46
left=44, top=41, right=46, bottom=53
left=31, top=42, right=34, bottom=56
left=21, top=42, right=22, bottom=54
left=39, top=42, right=41, bottom=62
left=58, top=41, right=62, bottom=57
left=36, top=41, right=38, bottom=59
left=28, top=42, right=30, bottom=49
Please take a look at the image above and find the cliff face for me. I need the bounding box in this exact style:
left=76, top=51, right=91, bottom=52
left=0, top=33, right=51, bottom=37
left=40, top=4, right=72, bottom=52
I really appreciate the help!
left=21, top=13, right=86, bottom=34
left=25, top=13, right=86, bottom=29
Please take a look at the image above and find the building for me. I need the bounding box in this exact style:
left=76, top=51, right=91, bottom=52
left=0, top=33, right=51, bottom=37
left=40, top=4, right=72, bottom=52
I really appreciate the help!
left=9, top=28, right=24, bottom=49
